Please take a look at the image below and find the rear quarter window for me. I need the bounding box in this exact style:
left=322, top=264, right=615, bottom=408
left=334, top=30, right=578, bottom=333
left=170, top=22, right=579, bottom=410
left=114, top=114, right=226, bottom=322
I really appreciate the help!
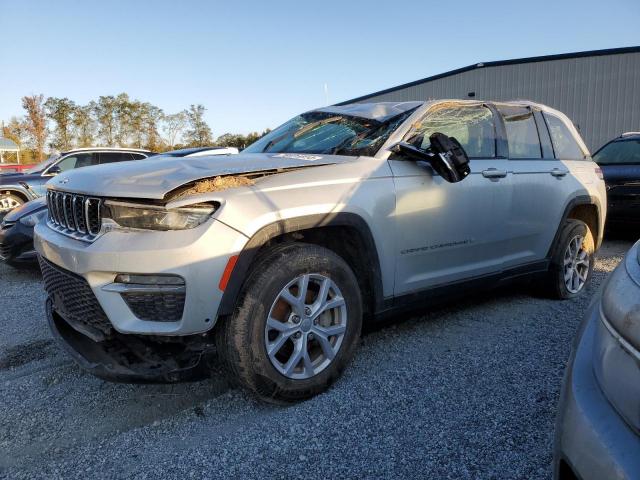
left=497, top=106, right=541, bottom=159
left=543, top=113, right=585, bottom=160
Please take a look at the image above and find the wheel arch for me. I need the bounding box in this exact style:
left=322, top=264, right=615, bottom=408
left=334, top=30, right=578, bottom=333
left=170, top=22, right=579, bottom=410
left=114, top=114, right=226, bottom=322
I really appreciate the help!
left=216, top=212, right=384, bottom=320
left=1, top=186, right=32, bottom=203
left=547, top=195, right=604, bottom=257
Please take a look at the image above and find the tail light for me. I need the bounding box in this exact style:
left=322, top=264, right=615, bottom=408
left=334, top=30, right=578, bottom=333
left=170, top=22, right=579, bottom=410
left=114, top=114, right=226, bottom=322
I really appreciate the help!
left=594, top=166, right=604, bottom=180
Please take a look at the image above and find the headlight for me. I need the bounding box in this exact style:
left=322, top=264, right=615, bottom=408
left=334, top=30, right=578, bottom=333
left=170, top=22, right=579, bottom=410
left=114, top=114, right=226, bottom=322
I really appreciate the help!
left=20, top=209, right=48, bottom=227
left=105, top=201, right=217, bottom=231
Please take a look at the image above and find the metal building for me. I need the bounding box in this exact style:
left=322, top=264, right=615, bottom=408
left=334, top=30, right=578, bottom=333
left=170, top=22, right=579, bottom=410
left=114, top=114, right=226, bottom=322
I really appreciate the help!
left=339, top=46, right=640, bottom=152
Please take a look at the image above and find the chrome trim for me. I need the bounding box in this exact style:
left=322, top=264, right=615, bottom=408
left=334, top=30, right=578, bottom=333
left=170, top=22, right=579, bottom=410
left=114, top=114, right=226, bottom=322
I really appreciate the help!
left=101, top=283, right=186, bottom=294
left=600, top=305, right=640, bottom=362
left=45, top=190, right=103, bottom=243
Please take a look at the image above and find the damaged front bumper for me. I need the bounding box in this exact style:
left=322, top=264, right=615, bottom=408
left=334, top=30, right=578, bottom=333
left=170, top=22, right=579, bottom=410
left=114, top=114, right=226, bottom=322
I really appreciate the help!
left=46, top=298, right=213, bottom=383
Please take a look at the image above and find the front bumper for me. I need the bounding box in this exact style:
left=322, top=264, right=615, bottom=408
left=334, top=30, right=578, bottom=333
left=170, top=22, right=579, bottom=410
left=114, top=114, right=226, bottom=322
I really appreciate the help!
left=554, top=298, right=640, bottom=479
left=0, top=220, right=37, bottom=264
left=34, top=218, right=249, bottom=336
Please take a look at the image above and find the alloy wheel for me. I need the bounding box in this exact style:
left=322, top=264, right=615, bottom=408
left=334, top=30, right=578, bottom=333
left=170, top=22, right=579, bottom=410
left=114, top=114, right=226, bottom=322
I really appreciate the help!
left=264, top=273, right=347, bottom=380
left=563, top=234, right=590, bottom=294
left=0, top=196, right=21, bottom=213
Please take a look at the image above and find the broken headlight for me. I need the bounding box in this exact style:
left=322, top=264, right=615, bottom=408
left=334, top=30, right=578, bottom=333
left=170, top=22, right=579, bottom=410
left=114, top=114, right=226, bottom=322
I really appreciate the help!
left=105, top=201, right=217, bottom=231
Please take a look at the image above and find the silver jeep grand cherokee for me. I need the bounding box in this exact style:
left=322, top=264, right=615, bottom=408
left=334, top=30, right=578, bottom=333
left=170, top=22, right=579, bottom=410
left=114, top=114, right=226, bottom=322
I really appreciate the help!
left=34, top=100, right=606, bottom=402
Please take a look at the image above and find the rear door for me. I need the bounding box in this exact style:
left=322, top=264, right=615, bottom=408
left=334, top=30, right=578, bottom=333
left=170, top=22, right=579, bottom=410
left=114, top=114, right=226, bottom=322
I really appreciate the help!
left=389, top=102, right=513, bottom=295
left=499, top=105, right=571, bottom=267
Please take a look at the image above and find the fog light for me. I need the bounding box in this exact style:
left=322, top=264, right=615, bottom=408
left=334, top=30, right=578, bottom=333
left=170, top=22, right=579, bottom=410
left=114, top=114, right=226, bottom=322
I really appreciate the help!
left=114, top=274, right=185, bottom=286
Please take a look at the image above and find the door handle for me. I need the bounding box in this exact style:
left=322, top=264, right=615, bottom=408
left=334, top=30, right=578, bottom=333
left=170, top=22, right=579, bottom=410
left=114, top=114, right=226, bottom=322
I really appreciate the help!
left=482, top=168, right=507, bottom=179
left=550, top=168, right=567, bottom=178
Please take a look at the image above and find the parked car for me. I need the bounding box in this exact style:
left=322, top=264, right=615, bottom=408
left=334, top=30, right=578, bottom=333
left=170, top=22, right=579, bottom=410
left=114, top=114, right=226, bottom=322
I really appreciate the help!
left=35, top=100, right=606, bottom=402
left=554, top=239, right=640, bottom=479
left=0, top=146, right=240, bottom=267
left=593, top=132, right=640, bottom=228
left=155, top=146, right=239, bottom=157
left=0, top=197, right=46, bottom=266
left=0, top=147, right=154, bottom=215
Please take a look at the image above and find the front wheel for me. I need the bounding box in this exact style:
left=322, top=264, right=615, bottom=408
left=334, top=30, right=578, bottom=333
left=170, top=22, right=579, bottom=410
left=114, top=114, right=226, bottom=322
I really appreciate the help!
left=544, top=219, right=595, bottom=299
left=215, top=243, right=362, bottom=402
left=0, top=193, right=24, bottom=214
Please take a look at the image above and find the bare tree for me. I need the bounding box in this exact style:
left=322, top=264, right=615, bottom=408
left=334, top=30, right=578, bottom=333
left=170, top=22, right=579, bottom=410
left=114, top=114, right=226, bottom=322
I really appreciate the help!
left=162, top=112, right=187, bottom=148
left=21, top=94, right=48, bottom=161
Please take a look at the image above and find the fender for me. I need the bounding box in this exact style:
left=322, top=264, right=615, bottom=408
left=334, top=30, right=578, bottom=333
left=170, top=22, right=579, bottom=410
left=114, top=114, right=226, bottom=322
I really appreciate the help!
left=216, top=212, right=384, bottom=317
left=0, top=184, right=37, bottom=202
left=546, top=194, right=604, bottom=258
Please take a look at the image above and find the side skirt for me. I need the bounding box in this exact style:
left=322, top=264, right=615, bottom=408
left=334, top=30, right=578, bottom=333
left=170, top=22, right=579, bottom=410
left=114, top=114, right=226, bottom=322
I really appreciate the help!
left=374, top=260, right=549, bottom=321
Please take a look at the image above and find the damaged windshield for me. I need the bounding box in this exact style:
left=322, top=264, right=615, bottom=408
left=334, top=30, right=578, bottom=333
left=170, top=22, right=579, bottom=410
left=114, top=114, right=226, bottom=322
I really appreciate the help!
left=244, top=109, right=416, bottom=157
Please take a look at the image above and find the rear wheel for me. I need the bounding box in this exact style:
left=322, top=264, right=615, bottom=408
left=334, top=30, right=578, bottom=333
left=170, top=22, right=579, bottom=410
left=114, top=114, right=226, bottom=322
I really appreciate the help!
left=544, top=219, right=595, bottom=299
left=0, top=193, right=24, bottom=214
left=215, top=243, right=362, bottom=402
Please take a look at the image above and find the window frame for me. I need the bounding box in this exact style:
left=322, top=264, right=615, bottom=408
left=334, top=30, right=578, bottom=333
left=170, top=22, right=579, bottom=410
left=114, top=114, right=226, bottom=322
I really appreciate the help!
left=541, top=111, right=588, bottom=161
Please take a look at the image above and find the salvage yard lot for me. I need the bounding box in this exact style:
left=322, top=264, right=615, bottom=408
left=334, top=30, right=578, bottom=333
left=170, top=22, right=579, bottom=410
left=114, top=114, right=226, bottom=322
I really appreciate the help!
left=0, top=240, right=633, bottom=479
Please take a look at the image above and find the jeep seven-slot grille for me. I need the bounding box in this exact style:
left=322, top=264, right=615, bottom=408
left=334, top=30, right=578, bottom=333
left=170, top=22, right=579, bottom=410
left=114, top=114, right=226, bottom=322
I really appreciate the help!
left=46, top=190, right=102, bottom=241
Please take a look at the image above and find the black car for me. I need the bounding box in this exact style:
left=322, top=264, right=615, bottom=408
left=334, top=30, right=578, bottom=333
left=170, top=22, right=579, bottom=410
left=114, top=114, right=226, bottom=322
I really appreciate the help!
left=0, top=197, right=47, bottom=267
left=593, top=132, right=640, bottom=227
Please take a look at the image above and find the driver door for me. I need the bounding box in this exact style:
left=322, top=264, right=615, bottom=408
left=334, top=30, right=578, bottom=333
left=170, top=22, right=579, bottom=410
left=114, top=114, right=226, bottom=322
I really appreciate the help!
left=389, top=102, right=512, bottom=296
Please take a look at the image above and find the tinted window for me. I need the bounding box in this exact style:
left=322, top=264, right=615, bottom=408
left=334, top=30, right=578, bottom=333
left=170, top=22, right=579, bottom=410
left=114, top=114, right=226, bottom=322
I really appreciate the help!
left=100, top=152, right=134, bottom=164
left=55, top=153, right=98, bottom=172
left=543, top=113, right=585, bottom=160
left=404, top=103, right=496, bottom=158
left=593, top=139, right=640, bottom=165
left=130, top=153, right=147, bottom=160
left=497, top=106, right=541, bottom=159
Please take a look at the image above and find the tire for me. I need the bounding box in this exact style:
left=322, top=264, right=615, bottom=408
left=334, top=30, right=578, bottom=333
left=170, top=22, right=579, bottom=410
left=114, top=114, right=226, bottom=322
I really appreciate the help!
left=544, top=219, right=595, bottom=299
left=0, top=193, right=24, bottom=214
left=215, top=242, right=362, bottom=403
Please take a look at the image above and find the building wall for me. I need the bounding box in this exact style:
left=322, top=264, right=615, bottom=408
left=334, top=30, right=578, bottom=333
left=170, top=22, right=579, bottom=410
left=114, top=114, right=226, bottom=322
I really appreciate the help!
left=354, top=51, right=640, bottom=152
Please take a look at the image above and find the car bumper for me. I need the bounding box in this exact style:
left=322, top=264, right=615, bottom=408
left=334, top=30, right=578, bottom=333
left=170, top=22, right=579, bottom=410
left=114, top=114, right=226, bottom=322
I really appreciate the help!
left=34, top=219, right=249, bottom=336
left=554, top=297, right=640, bottom=479
left=0, top=220, right=37, bottom=264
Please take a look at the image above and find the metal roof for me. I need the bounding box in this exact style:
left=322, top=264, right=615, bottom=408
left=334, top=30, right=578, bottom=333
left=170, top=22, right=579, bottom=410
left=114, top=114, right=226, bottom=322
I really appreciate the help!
left=0, top=138, right=19, bottom=151
left=336, top=46, right=640, bottom=105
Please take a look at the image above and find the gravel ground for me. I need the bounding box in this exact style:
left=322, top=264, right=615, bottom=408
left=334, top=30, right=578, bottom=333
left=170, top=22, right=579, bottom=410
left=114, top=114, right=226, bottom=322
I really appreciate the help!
left=0, top=239, right=634, bottom=480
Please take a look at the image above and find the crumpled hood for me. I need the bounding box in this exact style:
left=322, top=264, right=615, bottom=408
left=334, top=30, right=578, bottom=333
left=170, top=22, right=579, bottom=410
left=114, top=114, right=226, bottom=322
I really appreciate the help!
left=45, top=152, right=353, bottom=200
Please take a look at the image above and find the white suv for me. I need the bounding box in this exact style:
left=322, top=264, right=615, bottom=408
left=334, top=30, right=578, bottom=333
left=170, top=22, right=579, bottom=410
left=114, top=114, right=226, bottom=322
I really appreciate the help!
left=34, top=100, right=606, bottom=402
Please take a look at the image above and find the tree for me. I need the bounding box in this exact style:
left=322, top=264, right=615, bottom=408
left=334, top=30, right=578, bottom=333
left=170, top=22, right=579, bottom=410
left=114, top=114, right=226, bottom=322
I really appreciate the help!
left=73, top=103, right=96, bottom=147
left=21, top=94, right=48, bottom=161
left=93, top=95, right=118, bottom=146
left=45, top=97, right=76, bottom=151
left=143, top=104, right=164, bottom=151
left=2, top=117, right=28, bottom=148
left=162, top=112, right=187, bottom=148
left=184, top=104, right=212, bottom=147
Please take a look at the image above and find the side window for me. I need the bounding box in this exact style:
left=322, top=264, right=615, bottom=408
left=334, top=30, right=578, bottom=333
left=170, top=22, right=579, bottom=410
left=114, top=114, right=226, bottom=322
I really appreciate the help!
left=55, top=153, right=98, bottom=172
left=130, top=153, right=147, bottom=160
left=497, top=106, right=541, bottom=159
left=404, top=103, right=496, bottom=158
left=543, top=113, right=585, bottom=160
left=99, top=152, right=133, bottom=164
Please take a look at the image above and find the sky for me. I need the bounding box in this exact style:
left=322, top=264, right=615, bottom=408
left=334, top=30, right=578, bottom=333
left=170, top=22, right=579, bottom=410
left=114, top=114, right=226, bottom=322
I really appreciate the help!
left=1, top=0, right=639, bottom=137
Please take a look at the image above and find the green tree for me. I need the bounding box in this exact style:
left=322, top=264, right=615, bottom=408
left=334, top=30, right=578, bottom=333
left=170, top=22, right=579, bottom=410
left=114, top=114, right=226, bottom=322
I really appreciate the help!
left=21, top=94, right=48, bottom=161
left=94, top=95, right=118, bottom=146
left=184, top=104, right=212, bottom=147
left=73, top=103, right=96, bottom=147
left=45, top=97, right=76, bottom=151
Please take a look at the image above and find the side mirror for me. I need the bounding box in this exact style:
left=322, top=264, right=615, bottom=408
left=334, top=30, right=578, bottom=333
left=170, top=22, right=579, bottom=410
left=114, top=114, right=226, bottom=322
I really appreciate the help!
left=46, top=165, right=61, bottom=175
left=391, top=132, right=470, bottom=183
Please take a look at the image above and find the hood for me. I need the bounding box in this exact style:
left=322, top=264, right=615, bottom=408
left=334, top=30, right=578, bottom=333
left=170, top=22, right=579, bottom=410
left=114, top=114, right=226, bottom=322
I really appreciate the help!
left=4, top=196, right=47, bottom=222
left=45, top=152, right=353, bottom=200
left=0, top=172, right=42, bottom=183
